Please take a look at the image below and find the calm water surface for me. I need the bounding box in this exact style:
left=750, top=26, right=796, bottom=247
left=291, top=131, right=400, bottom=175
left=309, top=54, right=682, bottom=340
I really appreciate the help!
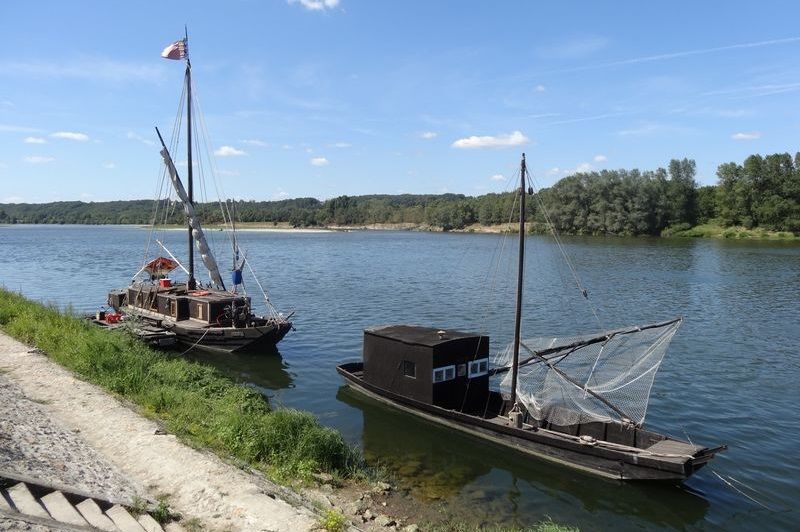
left=1, top=225, right=798, bottom=530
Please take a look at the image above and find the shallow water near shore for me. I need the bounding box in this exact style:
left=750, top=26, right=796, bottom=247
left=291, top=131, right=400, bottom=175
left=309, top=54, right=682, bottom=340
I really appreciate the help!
left=1, top=224, right=798, bottom=530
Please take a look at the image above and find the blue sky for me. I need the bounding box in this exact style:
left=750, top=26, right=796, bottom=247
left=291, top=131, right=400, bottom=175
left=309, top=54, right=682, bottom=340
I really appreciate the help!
left=2, top=0, right=800, bottom=203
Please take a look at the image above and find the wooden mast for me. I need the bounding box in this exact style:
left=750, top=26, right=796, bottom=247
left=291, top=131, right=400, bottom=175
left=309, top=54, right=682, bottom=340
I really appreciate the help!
left=510, top=153, right=527, bottom=410
left=185, top=28, right=196, bottom=290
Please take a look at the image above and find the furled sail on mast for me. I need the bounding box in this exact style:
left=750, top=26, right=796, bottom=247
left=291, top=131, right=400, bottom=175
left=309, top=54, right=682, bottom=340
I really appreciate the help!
left=491, top=318, right=682, bottom=427
left=158, top=142, right=225, bottom=289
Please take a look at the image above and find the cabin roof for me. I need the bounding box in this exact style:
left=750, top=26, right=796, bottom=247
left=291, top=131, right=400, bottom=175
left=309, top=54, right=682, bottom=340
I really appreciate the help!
left=365, top=324, right=484, bottom=347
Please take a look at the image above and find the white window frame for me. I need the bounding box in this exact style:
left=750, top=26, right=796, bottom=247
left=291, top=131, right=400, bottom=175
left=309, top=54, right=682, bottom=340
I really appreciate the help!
left=433, top=364, right=456, bottom=383
left=468, top=358, right=489, bottom=378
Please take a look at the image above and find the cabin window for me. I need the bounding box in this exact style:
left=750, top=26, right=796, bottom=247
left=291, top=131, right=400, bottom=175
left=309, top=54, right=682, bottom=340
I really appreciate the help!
left=457, top=364, right=466, bottom=377
left=468, top=358, right=489, bottom=378
left=433, top=365, right=456, bottom=383
left=402, top=360, right=416, bottom=378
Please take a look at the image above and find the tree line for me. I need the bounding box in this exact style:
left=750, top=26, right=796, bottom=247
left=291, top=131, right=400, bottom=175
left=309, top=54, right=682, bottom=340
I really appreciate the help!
left=1, top=151, right=798, bottom=235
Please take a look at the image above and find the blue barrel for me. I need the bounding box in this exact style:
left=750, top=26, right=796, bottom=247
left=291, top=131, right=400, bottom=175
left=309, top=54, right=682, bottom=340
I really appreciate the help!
left=231, top=269, right=243, bottom=285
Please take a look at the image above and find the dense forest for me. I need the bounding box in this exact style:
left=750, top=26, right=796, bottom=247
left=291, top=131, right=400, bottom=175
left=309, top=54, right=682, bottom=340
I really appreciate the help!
left=1, top=151, right=798, bottom=236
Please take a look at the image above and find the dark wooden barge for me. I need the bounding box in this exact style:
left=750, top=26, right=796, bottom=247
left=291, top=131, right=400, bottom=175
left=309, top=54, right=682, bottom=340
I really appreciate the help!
left=337, top=325, right=724, bottom=481
left=107, top=281, right=291, bottom=353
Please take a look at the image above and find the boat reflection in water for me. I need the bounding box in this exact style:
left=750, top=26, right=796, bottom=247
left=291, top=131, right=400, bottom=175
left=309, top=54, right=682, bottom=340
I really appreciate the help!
left=336, top=385, right=710, bottom=529
left=185, top=345, right=294, bottom=399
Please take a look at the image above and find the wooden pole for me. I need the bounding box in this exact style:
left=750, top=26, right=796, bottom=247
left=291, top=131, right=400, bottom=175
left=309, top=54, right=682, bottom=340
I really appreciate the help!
left=185, top=53, right=195, bottom=290
left=510, top=153, right=527, bottom=408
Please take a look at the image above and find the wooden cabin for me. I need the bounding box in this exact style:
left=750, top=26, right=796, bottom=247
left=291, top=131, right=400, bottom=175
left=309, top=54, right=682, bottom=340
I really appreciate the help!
left=109, top=283, right=251, bottom=327
left=363, top=325, right=490, bottom=412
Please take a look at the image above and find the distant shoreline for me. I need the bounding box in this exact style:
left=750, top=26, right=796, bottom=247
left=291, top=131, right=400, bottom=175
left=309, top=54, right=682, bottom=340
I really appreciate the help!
left=3, top=221, right=797, bottom=240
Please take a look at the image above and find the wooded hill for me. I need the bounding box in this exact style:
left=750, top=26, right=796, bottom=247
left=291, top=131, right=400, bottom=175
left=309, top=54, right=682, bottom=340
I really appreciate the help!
left=2, top=152, right=799, bottom=236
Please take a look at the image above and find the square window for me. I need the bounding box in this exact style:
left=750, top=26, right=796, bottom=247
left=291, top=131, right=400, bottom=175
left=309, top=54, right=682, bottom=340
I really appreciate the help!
left=468, top=358, right=489, bottom=378
left=402, top=360, right=416, bottom=378
left=457, top=364, right=466, bottom=377
left=433, top=365, right=456, bottom=383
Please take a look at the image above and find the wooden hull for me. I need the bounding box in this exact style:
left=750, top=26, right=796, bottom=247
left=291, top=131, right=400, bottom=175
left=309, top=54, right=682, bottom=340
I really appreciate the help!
left=337, top=362, right=721, bottom=481
left=122, top=305, right=291, bottom=354
left=170, top=319, right=292, bottom=353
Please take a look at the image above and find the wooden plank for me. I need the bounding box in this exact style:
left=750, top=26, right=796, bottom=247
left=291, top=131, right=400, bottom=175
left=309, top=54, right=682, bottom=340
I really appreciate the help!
left=5, top=483, right=50, bottom=519
left=647, top=439, right=699, bottom=455
left=107, top=504, right=147, bottom=532
left=75, top=499, right=117, bottom=531
left=40, top=491, right=88, bottom=527
left=138, top=513, right=165, bottom=532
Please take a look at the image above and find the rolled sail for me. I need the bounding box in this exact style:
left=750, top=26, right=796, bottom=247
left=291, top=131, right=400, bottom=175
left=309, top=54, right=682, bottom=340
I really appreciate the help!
left=160, top=148, right=225, bottom=288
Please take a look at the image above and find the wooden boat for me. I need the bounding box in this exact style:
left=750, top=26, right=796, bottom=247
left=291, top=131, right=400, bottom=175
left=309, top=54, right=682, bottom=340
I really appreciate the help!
left=102, top=34, right=292, bottom=353
left=338, top=155, right=725, bottom=481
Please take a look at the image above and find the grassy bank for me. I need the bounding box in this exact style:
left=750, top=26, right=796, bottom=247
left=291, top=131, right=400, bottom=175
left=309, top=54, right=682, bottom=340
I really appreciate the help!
left=0, top=288, right=363, bottom=482
left=661, top=222, right=799, bottom=240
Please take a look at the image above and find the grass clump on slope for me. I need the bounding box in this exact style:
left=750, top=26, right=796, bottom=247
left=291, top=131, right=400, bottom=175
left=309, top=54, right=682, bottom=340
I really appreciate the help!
left=0, top=288, right=362, bottom=482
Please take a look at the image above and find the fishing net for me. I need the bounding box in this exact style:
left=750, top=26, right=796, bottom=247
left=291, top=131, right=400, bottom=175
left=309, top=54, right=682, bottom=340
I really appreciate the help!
left=491, top=319, right=682, bottom=427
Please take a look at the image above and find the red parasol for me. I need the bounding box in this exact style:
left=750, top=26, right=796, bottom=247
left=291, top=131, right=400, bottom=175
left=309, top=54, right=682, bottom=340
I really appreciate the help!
left=144, top=257, right=179, bottom=278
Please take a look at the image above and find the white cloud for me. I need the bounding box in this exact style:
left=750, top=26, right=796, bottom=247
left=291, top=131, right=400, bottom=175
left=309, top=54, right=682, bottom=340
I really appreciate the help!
left=126, top=131, right=155, bottom=146
left=24, top=155, right=54, bottom=164
left=452, top=130, right=529, bottom=149
left=218, top=169, right=240, bottom=177
left=242, top=139, right=269, bottom=147
left=534, top=84, right=546, bottom=93
left=546, top=167, right=561, bottom=176
left=51, top=131, right=89, bottom=141
left=731, top=131, right=761, bottom=140
left=310, top=157, right=329, bottom=166
left=288, top=0, right=340, bottom=11
left=3, top=196, right=23, bottom=203
left=489, top=174, right=506, bottom=181
left=103, top=162, right=116, bottom=169
left=330, top=142, right=351, bottom=148
left=419, top=131, right=438, bottom=140
left=593, top=154, right=607, bottom=162
left=575, top=162, right=593, bottom=173
left=214, top=146, right=247, bottom=157
left=24, top=136, right=46, bottom=144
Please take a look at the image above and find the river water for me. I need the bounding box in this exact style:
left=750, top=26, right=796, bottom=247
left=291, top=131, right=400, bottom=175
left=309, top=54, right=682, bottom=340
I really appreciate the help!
left=1, top=224, right=798, bottom=530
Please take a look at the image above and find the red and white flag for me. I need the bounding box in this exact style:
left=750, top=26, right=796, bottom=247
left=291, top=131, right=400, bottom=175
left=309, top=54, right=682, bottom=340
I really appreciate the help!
left=161, top=39, right=187, bottom=60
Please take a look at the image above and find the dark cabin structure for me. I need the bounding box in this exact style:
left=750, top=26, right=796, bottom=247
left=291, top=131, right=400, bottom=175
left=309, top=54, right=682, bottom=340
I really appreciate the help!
left=363, top=325, right=490, bottom=413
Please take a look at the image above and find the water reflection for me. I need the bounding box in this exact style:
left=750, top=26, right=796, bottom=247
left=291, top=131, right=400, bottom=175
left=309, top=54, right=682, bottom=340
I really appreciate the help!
left=336, top=386, right=709, bottom=529
left=184, top=346, right=294, bottom=399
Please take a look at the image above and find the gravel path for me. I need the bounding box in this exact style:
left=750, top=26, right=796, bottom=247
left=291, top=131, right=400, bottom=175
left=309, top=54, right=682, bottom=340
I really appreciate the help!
left=0, top=332, right=318, bottom=531
left=0, top=370, right=139, bottom=503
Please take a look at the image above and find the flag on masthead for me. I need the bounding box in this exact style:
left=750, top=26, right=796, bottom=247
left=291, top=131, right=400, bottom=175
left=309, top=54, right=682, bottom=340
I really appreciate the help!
left=161, top=39, right=187, bottom=60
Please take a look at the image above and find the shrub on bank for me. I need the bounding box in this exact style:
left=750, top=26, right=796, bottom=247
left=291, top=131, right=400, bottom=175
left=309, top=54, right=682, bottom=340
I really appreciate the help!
left=0, top=288, right=362, bottom=482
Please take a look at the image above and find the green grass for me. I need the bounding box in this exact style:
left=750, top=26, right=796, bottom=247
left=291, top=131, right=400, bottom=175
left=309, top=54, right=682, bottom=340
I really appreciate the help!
left=662, top=222, right=799, bottom=240
left=0, top=288, right=363, bottom=483
left=318, top=509, right=347, bottom=532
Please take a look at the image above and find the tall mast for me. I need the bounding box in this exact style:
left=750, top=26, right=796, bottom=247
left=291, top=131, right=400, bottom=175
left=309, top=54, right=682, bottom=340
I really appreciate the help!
left=510, top=153, right=527, bottom=408
left=185, top=28, right=196, bottom=290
